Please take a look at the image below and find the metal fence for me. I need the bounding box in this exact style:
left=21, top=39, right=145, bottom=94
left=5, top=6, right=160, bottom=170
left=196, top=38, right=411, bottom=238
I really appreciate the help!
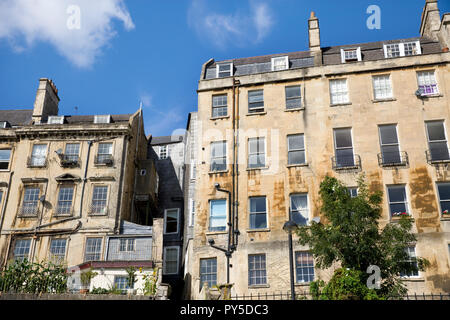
left=231, top=291, right=450, bottom=300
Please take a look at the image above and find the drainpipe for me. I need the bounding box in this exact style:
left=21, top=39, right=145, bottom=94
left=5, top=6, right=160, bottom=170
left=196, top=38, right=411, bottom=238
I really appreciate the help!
left=114, top=135, right=128, bottom=234
left=130, top=107, right=142, bottom=223
left=234, top=78, right=241, bottom=249
left=0, top=171, right=14, bottom=232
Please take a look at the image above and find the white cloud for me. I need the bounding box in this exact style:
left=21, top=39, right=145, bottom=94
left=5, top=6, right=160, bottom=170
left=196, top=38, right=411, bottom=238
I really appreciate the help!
left=188, top=0, right=274, bottom=49
left=0, top=0, right=134, bottom=68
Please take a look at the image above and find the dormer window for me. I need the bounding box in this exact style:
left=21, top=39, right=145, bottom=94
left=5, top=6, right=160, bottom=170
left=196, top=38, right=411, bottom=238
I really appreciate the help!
left=271, top=56, right=289, bottom=71
left=216, top=63, right=233, bottom=78
left=340, top=48, right=361, bottom=63
left=0, top=121, right=11, bottom=128
left=94, top=115, right=111, bottom=124
left=47, top=116, right=64, bottom=124
left=384, top=41, right=421, bottom=58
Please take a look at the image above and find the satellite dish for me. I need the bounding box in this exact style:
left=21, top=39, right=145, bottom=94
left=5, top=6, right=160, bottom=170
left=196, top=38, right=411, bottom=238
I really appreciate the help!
left=415, top=90, right=422, bottom=98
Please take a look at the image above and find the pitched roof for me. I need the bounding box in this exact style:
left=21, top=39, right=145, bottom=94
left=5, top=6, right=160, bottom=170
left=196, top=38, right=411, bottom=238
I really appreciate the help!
left=150, top=135, right=184, bottom=145
left=0, top=109, right=33, bottom=126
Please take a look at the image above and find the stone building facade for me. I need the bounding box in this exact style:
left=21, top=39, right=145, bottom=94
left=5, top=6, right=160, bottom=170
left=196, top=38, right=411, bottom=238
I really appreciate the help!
left=0, top=78, right=161, bottom=292
left=189, top=0, right=450, bottom=299
left=149, top=134, right=186, bottom=299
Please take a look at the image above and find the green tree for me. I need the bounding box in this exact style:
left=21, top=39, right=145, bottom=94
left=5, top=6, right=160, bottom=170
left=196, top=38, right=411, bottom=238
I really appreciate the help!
left=296, top=175, right=429, bottom=299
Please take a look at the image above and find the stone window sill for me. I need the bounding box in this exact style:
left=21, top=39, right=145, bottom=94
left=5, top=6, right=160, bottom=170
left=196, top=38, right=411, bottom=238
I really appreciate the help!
left=246, top=228, right=270, bottom=233
left=372, top=98, right=396, bottom=103
left=287, top=163, right=308, bottom=168
left=249, top=284, right=270, bottom=289
left=246, top=166, right=269, bottom=171
left=246, top=111, right=267, bottom=116
left=400, top=277, right=425, bottom=282
left=440, top=217, right=450, bottom=221
left=209, top=170, right=229, bottom=175
left=205, top=231, right=228, bottom=236
left=420, top=94, right=443, bottom=99
left=295, top=282, right=312, bottom=287
left=330, top=102, right=352, bottom=107
left=285, top=107, right=305, bottom=112
left=210, top=115, right=230, bottom=121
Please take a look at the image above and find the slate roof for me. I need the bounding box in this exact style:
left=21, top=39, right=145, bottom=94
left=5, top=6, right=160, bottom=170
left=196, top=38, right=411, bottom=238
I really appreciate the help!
left=0, top=109, right=133, bottom=126
left=149, top=135, right=184, bottom=146
left=204, top=36, right=443, bottom=79
left=0, top=109, right=33, bottom=126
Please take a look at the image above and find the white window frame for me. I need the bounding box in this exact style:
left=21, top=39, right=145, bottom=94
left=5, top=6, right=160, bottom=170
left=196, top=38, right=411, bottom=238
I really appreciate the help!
left=295, top=251, right=315, bottom=283
left=188, top=198, right=195, bottom=227
left=119, top=238, right=135, bottom=252
left=248, top=254, right=267, bottom=286
left=212, top=94, right=228, bottom=118
left=425, top=120, right=449, bottom=162
left=400, top=246, right=420, bottom=278
left=159, top=145, right=168, bottom=160
left=248, top=137, right=266, bottom=169
left=47, top=116, right=64, bottom=124
left=340, top=47, right=362, bottom=63
left=372, top=74, right=393, bottom=100
left=436, top=182, right=450, bottom=217
left=386, top=185, right=410, bottom=218
left=164, top=208, right=180, bottom=234
left=417, top=70, right=439, bottom=96
left=333, top=128, right=355, bottom=168
left=190, top=161, right=196, bottom=180
left=271, top=56, right=289, bottom=71
left=13, top=238, right=32, bottom=261
left=30, top=144, right=48, bottom=167
left=163, top=246, right=180, bottom=275
left=383, top=41, right=421, bottom=58
left=94, top=115, right=111, bottom=124
left=84, top=237, right=103, bottom=262
left=248, top=89, right=265, bottom=113
left=210, top=141, right=227, bottom=172
left=209, top=199, right=227, bottom=232
left=49, top=238, right=68, bottom=262
left=329, top=79, right=350, bottom=105
left=287, top=134, right=306, bottom=165
left=0, top=148, right=12, bottom=171
left=378, top=124, right=402, bottom=165
left=216, top=63, right=233, bottom=78
left=249, top=196, right=268, bottom=230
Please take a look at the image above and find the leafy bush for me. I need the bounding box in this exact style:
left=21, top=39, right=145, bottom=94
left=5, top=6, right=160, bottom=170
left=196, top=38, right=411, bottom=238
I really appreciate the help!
left=310, top=268, right=383, bottom=300
left=0, top=259, right=67, bottom=294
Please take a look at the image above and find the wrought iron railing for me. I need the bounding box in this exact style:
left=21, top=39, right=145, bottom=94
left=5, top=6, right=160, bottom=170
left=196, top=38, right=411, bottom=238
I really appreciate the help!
left=377, top=151, right=409, bottom=167
left=94, top=155, right=114, bottom=166
left=27, top=156, right=47, bottom=168
left=54, top=205, right=73, bottom=216
left=59, top=154, right=80, bottom=167
left=88, top=204, right=108, bottom=216
left=425, top=149, right=450, bottom=164
left=331, top=154, right=361, bottom=171
left=18, top=205, right=39, bottom=217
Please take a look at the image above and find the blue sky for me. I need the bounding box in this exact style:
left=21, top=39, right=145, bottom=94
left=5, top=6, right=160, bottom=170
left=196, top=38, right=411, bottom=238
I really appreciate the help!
left=0, top=0, right=449, bottom=137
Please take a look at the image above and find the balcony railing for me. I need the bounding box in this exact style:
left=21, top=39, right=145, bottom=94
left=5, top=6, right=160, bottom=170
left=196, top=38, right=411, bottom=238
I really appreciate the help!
left=88, top=204, right=108, bottom=216
left=425, top=149, right=450, bottom=164
left=18, top=205, right=39, bottom=217
left=377, top=151, right=409, bottom=167
left=27, top=157, right=47, bottom=168
left=94, top=155, right=114, bottom=166
left=59, top=154, right=80, bottom=167
left=54, top=205, right=73, bottom=216
left=331, top=154, right=361, bottom=171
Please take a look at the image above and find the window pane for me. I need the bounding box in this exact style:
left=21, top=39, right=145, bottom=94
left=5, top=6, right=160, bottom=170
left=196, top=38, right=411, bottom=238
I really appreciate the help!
left=291, top=194, right=308, bottom=225
left=335, top=129, right=352, bottom=148
left=286, top=86, right=301, bottom=98
left=288, top=150, right=306, bottom=165
left=200, top=258, right=217, bottom=288
left=250, top=197, right=266, bottom=213
left=85, top=238, right=102, bottom=261
left=0, top=149, right=11, bottom=161
left=248, top=255, right=267, bottom=285
left=388, top=187, right=406, bottom=203
left=210, top=200, right=226, bottom=231
left=288, top=135, right=304, bottom=150
left=165, top=209, right=178, bottom=233
left=14, top=239, right=31, bottom=261
left=438, top=184, right=450, bottom=201
left=379, top=125, right=398, bottom=144
left=295, top=252, right=314, bottom=283
left=336, top=149, right=354, bottom=166
left=427, top=122, right=446, bottom=141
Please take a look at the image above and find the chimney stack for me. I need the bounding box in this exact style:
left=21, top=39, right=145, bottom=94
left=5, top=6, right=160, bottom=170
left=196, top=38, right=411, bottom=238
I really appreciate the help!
left=32, top=78, right=60, bottom=124
left=308, top=11, right=322, bottom=66
left=420, top=0, right=441, bottom=41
